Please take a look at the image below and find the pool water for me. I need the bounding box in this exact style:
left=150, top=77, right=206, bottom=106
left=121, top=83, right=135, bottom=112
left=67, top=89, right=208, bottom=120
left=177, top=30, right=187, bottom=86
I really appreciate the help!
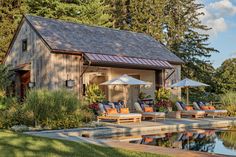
left=95, top=128, right=236, bottom=156
left=129, top=129, right=236, bottom=156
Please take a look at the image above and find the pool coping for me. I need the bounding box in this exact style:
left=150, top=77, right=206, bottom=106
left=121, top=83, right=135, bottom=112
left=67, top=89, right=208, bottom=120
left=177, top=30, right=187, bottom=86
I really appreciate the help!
left=25, top=118, right=236, bottom=137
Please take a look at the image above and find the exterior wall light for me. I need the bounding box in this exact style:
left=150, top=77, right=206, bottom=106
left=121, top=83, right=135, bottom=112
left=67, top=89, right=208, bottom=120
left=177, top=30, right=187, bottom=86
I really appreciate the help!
left=66, top=79, right=75, bottom=88
left=28, top=82, right=35, bottom=88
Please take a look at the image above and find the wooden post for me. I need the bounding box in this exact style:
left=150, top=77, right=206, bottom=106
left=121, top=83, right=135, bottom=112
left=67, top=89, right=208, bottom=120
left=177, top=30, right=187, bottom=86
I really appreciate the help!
left=186, top=87, right=189, bottom=106
left=123, top=85, right=128, bottom=107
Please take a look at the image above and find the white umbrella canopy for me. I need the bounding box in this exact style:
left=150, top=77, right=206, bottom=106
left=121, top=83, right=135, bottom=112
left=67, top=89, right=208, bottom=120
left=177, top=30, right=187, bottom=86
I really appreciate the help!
left=101, top=74, right=151, bottom=85
left=171, top=78, right=209, bottom=88
left=100, top=74, right=151, bottom=107
left=171, top=78, right=209, bottom=105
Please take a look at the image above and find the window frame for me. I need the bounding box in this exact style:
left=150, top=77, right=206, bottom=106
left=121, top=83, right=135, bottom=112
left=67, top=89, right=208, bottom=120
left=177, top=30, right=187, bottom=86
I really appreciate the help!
left=22, top=39, right=28, bottom=52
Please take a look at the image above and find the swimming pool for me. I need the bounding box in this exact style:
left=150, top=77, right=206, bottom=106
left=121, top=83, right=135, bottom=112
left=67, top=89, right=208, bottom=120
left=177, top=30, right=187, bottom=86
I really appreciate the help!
left=94, top=128, right=236, bottom=156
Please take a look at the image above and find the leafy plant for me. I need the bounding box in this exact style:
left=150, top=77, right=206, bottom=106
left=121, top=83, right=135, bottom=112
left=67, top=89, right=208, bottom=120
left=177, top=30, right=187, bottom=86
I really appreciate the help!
left=155, top=100, right=172, bottom=112
left=23, top=88, right=93, bottom=128
left=220, top=91, right=236, bottom=106
left=138, top=92, right=151, bottom=99
left=216, top=91, right=236, bottom=117
left=85, top=84, right=105, bottom=104
left=155, top=88, right=171, bottom=101
left=0, top=65, right=14, bottom=95
left=0, top=104, right=34, bottom=129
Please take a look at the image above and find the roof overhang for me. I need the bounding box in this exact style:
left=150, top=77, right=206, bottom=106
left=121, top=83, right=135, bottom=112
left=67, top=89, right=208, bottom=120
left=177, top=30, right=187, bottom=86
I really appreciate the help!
left=10, top=63, right=31, bottom=71
left=84, top=53, right=173, bottom=70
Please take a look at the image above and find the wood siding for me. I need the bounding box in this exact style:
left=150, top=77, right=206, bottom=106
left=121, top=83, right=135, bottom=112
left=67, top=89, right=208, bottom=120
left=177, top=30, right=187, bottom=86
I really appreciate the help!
left=4, top=18, right=180, bottom=98
left=4, top=19, right=82, bottom=96
left=50, top=54, right=82, bottom=95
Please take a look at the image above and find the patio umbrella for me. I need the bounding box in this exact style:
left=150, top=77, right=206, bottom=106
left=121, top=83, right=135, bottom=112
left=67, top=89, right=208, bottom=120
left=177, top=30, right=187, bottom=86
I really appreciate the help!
left=100, top=74, right=151, bottom=107
left=171, top=78, right=209, bottom=105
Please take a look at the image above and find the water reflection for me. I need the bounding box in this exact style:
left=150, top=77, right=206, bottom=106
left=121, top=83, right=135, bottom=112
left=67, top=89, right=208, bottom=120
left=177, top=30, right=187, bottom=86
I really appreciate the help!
left=129, top=129, right=236, bottom=156
left=217, top=129, right=236, bottom=150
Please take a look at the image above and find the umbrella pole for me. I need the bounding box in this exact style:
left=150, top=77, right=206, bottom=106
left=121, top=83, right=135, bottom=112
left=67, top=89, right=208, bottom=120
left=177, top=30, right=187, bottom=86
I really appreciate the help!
left=123, top=85, right=127, bottom=108
left=186, top=87, right=189, bottom=106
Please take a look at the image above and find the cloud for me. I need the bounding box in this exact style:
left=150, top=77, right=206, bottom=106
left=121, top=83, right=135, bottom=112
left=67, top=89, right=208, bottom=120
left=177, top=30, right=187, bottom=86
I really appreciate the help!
left=198, top=0, right=236, bottom=37
left=209, top=0, right=236, bottom=15
left=231, top=52, right=236, bottom=58
left=198, top=6, right=228, bottom=37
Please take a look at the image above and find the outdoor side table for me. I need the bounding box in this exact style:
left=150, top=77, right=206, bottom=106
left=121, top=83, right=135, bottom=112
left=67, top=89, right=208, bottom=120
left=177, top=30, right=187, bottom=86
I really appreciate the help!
left=166, top=111, right=181, bottom=119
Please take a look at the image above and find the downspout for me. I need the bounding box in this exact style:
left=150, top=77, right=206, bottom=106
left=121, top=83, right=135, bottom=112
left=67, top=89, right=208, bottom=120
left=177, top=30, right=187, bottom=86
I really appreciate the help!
left=79, top=58, right=91, bottom=78
left=79, top=54, right=91, bottom=99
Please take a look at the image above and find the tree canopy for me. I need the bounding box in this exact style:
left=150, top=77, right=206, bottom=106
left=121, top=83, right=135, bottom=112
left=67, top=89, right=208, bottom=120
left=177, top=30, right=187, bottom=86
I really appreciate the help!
left=0, top=0, right=233, bottom=95
left=215, top=58, right=236, bottom=93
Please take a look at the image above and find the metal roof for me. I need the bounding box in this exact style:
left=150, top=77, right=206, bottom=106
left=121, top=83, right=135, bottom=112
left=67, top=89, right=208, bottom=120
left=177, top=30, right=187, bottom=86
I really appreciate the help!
left=25, top=15, right=184, bottom=64
left=84, top=53, right=173, bottom=69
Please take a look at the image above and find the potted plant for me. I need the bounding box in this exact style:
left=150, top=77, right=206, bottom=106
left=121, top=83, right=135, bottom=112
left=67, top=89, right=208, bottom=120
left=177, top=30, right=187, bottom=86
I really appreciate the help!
left=155, top=88, right=173, bottom=112
left=85, top=84, right=106, bottom=115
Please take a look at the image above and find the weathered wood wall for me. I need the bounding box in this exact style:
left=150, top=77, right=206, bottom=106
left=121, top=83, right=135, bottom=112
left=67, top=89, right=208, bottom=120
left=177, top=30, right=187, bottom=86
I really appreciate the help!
left=5, top=19, right=82, bottom=97
left=5, top=19, right=52, bottom=89
left=50, top=54, right=82, bottom=96
left=4, top=18, right=180, bottom=99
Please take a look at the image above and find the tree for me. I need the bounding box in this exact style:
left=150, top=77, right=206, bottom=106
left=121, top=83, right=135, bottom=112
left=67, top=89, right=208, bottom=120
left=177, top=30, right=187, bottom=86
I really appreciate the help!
left=215, top=58, right=236, bottom=93
left=0, top=64, right=14, bottom=96
left=27, top=0, right=111, bottom=26
left=0, top=0, right=28, bottom=62
left=106, top=0, right=218, bottom=89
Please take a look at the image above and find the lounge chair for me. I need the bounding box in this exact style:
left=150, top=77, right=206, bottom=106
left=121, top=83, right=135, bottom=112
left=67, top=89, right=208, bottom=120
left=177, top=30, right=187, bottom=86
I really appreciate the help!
left=97, top=103, right=142, bottom=124
left=134, top=102, right=165, bottom=120
left=175, top=102, right=205, bottom=118
left=193, top=102, right=227, bottom=118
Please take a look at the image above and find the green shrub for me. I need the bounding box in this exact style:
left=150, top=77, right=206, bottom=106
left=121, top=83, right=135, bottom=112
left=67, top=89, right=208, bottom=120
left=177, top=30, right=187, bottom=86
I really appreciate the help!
left=0, top=96, right=17, bottom=110
left=138, top=92, right=151, bottom=99
left=85, top=84, right=105, bottom=104
left=219, top=91, right=236, bottom=116
left=23, top=88, right=93, bottom=128
left=0, top=104, right=34, bottom=129
left=155, top=88, right=171, bottom=101
left=220, top=91, right=236, bottom=105
left=0, top=65, right=13, bottom=95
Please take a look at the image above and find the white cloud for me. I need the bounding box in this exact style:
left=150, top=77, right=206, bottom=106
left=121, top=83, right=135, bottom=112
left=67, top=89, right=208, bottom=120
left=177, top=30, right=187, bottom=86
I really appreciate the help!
left=231, top=52, right=236, bottom=58
left=198, top=0, right=236, bottom=37
left=209, top=0, right=236, bottom=15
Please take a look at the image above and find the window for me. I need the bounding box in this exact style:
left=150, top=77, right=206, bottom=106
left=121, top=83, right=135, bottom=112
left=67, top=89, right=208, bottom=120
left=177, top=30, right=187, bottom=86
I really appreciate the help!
left=22, top=39, right=27, bottom=52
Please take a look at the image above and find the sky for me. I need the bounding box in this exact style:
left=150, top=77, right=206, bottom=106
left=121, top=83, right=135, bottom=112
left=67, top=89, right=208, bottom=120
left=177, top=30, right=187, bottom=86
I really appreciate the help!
left=198, top=0, right=236, bottom=68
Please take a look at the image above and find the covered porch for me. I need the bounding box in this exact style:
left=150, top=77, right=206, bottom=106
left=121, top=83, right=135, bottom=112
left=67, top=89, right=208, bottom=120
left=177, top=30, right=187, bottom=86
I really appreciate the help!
left=82, top=53, right=181, bottom=110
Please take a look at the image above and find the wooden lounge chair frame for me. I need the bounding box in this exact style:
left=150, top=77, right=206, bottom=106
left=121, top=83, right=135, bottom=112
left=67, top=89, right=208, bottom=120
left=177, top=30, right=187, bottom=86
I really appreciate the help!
left=97, top=115, right=141, bottom=124
left=180, top=111, right=205, bottom=118
left=134, top=102, right=165, bottom=121
left=176, top=102, right=205, bottom=118
left=193, top=102, right=228, bottom=118
left=141, top=113, right=165, bottom=121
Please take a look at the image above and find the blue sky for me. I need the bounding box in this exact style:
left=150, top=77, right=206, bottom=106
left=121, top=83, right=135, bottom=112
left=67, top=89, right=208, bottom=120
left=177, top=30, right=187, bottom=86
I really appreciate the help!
left=199, top=0, right=236, bottom=68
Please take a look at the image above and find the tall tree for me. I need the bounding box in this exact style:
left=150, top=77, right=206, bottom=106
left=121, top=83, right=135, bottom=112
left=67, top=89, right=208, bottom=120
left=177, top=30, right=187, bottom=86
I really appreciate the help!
left=107, top=0, right=218, bottom=89
left=0, top=0, right=28, bottom=62
left=106, top=0, right=131, bottom=29
left=27, top=0, right=111, bottom=26
left=214, top=58, right=236, bottom=93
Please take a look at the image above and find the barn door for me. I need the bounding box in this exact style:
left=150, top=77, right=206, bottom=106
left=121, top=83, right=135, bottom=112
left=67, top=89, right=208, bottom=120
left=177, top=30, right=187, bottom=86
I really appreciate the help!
left=20, top=71, right=30, bottom=99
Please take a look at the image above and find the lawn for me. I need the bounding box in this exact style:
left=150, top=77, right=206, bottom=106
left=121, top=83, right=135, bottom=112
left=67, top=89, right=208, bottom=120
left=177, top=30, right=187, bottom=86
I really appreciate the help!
left=0, top=130, right=168, bottom=157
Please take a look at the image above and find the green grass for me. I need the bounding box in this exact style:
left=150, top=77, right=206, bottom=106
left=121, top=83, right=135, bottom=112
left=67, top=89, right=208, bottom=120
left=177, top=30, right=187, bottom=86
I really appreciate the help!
left=0, top=130, right=168, bottom=157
